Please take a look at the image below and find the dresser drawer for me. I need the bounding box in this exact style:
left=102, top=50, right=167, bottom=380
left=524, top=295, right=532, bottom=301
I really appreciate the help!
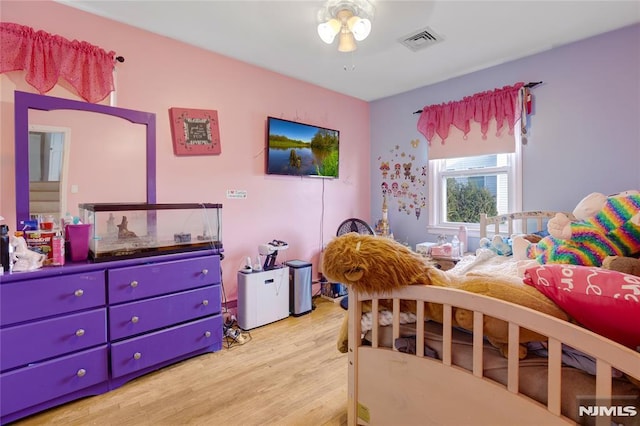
left=110, top=316, right=222, bottom=378
left=0, top=271, right=106, bottom=326
left=0, top=345, right=108, bottom=416
left=1, top=308, right=107, bottom=372
left=108, top=255, right=220, bottom=304
left=109, top=285, right=220, bottom=340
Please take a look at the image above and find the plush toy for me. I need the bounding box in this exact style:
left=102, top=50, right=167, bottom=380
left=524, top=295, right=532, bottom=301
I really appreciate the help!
left=321, top=233, right=436, bottom=352
left=321, top=232, right=436, bottom=293
left=513, top=191, right=640, bottom=266
left=10, top=235, right=46, bottom=272
left=479, top=235, right=513, bottom=256
left=601, top=255, right=640, bottom=276
left=428, top=270, right=569, bottom=358
left=322, top=232, right=569, bottom=358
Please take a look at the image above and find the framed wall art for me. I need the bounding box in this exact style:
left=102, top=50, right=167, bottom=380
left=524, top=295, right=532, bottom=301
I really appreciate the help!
left=169, top=107, right=221, bottom=156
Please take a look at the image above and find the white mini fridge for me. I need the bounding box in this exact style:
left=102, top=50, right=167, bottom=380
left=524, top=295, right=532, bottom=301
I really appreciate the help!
left=237, top=266, right=289, bottom=330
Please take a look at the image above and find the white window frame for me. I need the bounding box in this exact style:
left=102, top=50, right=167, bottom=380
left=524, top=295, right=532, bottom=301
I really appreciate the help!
left=427, top=131, right=523, bottom=238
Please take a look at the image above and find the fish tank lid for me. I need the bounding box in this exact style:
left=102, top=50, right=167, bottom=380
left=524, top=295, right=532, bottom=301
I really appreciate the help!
left=78, top=203, right=223, bottom=212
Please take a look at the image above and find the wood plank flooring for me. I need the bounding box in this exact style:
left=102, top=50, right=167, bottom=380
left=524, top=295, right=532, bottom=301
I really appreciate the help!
left=13, top=298, right=348, bottom=426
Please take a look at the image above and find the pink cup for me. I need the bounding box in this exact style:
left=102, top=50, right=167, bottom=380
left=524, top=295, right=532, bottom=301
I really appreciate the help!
left=66, top=224, right=91, bottom=261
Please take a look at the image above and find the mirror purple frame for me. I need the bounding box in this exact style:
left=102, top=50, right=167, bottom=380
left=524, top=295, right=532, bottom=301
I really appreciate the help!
left=14, top=91, right=156, bottom=230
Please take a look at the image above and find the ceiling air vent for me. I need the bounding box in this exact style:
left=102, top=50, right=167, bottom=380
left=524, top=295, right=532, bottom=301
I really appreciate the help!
left=400, top=26, right=443, bottom=52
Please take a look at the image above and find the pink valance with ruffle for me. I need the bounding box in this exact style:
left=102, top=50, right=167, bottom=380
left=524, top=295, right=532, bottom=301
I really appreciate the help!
left=0, top=22, right=116, bottom=103
left=417, top=82, right=524, bottom=145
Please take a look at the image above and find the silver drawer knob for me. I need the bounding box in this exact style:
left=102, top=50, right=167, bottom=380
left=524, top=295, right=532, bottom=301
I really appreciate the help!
left=131, top=316, right=139, bottom=323
left=201, top=269, right=209, bottom=275
left=74, top=289, right=84, bottom=297
left=75, top=329, right=85, bottom=337
left=133, top=352, right=142, bottom=360
left=76, top=368, right=86, bottom=377
left=130, top=280, right=139, bottom=288
left=202, top=299, right=209, bottom=306
left=205, top=331, right=211, bottom=338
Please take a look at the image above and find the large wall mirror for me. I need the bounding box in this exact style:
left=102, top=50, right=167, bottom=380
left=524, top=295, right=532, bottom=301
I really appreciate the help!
left=14, top=91, right=157, bottom=229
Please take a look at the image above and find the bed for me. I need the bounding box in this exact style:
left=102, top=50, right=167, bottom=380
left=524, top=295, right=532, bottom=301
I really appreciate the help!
left=344, top=211, right=640, bottom=426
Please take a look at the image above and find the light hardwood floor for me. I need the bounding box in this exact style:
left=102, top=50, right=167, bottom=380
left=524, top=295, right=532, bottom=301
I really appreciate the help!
left=13, top=298, right=348, bottom=426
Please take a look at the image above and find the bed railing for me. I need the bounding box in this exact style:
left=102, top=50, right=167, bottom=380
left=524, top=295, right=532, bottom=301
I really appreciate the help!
left=348, top=285, right=640, bottom=426
left=480, top=211, right=575, bottom=239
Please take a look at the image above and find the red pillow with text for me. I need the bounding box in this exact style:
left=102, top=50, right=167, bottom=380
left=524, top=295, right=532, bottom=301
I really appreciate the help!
left=523, top=264, right=640, bottom=349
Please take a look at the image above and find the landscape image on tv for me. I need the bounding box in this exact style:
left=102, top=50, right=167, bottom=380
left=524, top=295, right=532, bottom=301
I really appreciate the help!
left=266, top=117, right=339, bottom=178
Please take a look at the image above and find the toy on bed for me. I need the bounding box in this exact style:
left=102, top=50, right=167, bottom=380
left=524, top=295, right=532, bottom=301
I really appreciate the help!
left=524, top=262, right=640, bottom=351
left=321, top=233, right=435, bottom=352
left=479, top=235, right=513, bottom=256
left=322, top=232, right=569, bottom=358
left=602, top=255, right=640, bottom=276
left=513, top=190, right=640, bottom=266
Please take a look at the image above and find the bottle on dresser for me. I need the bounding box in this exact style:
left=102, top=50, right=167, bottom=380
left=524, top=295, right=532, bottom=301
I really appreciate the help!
left=457, top=225, right=468, bottom=257
left=51, top=232, right=65, bottom=266
left=451, top=235, right=460, bottom=258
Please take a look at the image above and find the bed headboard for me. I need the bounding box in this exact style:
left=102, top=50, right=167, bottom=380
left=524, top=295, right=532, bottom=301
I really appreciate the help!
left=479, top=211, right=575, bottom=239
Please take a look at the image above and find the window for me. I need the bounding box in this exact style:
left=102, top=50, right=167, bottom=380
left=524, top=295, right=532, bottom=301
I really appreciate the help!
left=427, top=135, right=522, bottom=236
left=417, top=83, right=527, bottom=236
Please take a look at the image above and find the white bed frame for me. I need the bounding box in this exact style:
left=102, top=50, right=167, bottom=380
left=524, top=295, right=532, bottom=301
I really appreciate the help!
left=347, top=212, right=639, bottom=426
left=479, top=210, right=574, bottom=238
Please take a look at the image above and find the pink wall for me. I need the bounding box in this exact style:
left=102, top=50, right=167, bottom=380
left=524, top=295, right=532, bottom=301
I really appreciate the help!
left=0, top=0, right=371, bottom=303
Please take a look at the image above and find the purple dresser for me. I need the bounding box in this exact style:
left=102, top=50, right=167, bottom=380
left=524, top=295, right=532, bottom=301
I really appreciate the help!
left=0, top=250, right=222, bottom=424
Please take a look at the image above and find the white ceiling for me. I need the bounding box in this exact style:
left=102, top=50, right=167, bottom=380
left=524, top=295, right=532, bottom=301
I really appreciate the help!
left=56, top=0, right=640, bottom=102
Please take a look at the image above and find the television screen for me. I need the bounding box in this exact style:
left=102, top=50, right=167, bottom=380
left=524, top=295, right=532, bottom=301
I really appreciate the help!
left=266, top=117, right=339, bottom=178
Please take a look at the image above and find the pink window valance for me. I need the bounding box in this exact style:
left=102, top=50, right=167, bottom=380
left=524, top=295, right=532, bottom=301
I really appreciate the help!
left=417, top=82, right=525, bottom=145
left=0, top=22, right=116, bottom=103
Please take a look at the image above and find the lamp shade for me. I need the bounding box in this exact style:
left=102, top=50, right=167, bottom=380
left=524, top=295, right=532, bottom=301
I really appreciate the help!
left=347, top=16, right=371, bottom=41
left=318, top=19, right=341, bottom=44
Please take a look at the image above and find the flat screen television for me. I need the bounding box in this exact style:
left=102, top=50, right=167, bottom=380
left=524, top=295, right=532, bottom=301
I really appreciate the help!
left=266, top=116, right=339, bottom=178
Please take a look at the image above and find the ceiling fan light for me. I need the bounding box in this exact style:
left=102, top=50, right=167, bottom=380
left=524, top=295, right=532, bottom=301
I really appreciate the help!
left=317, top=0, right=374, bottom=51
left=349, top=17, right=371, bottom=41
left=317, top=19, right=340, bottom=44
left=338, top=31, right=357, bottom=52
